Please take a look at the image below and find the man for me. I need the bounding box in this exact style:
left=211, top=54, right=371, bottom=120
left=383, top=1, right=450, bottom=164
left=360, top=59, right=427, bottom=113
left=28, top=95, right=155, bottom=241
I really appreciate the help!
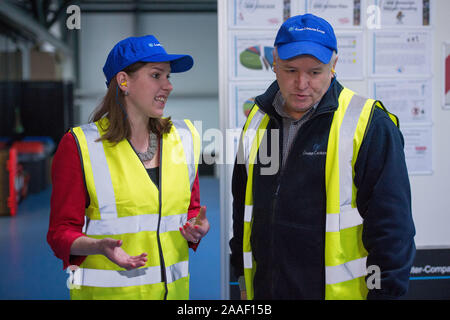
left=229, top=14, right=415, bottom=300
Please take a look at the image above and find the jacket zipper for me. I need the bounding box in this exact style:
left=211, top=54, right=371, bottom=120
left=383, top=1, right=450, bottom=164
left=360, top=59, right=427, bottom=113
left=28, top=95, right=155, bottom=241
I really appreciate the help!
left=270, top=117, right=282, bottom=298
left=156, top=138, right=168, bottom=300
left=267, top=109, right=332, bottom=297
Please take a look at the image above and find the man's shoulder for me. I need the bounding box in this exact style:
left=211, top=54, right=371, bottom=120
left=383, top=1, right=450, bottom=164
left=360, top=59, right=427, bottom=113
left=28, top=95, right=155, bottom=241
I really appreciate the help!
left=370, top=103, right=400, bottom=129
left=363, top=103, right=404, bottom=148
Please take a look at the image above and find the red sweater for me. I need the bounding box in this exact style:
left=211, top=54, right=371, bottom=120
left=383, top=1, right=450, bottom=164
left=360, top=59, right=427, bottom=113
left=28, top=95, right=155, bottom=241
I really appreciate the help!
left=47, top=132, right=201, bottom=269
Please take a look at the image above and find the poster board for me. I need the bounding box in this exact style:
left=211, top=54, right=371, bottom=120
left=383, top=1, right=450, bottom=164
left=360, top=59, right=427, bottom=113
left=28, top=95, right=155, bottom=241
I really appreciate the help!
left=443, top=42, right=450, bottom=109
left=219, top=0, right=450, bottom=299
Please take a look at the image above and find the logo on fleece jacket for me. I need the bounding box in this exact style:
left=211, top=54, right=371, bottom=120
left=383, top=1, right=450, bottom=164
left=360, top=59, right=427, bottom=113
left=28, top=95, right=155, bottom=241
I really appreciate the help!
left=302, top=143, right=326, bottom=156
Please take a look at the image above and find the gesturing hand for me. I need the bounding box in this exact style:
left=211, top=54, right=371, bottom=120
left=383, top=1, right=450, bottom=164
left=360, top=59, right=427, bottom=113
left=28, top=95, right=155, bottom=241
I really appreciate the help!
left=99, top=238, right=148, bottom=270
left=179, top=206, right=210, bottom=244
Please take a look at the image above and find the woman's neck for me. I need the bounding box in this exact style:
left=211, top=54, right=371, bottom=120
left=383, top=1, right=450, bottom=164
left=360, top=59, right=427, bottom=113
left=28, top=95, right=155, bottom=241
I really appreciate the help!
left=129, top=117, right=149, bottom=152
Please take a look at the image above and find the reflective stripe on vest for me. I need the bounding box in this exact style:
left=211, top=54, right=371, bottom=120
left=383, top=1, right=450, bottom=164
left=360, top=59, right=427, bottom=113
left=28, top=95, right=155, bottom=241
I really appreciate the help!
left=80, top=122, right=118, bottom=219
left=324, top=88, right=374, bottom=299
left=171, top=119, right=200, bottom=191
left=241, top=89, right=398, bottom=300
left=73, top=260, right=188, bottom=288
left=239, top=106, right=270, bottom=300
left=70, top=118, right=199, bottom=300
left=85, top=213, right=187, bottom=235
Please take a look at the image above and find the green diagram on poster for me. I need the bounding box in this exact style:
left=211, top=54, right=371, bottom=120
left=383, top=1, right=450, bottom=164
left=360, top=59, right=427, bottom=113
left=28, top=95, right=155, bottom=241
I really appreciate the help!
left=239, top=46, right=274, bottom=70
left=230, top=31, right=277, bottom=80
left=242, top=97, right=255, bottom=117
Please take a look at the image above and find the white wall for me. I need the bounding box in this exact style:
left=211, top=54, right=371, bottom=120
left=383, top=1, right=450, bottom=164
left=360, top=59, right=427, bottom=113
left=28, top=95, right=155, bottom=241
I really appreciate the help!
left=135, top=13, right=218, bottom=97
left=77, top=12, right=219, bottom=138
left=218, top=0, right=450, bottom=249
left=408, top=0, right=450, bottom=247
left=326, top=1, right=450, bottom=247
left=334, top=1, right=450, bottom=247
left=136, top=13, right=219, bottom=133
left=78, top=2, right=450, bottom=248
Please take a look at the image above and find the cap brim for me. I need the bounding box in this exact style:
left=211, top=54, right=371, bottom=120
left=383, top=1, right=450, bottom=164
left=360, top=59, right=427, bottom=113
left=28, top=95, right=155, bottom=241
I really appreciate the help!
left=141, top=53, right=194, bottom=73
left=277, top=41, right=333, bottom=64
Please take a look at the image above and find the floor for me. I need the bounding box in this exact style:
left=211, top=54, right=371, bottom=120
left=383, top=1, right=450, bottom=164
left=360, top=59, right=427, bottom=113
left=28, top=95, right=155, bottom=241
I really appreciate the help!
left=0, top=177, right=221, bottom=300
left=1, top=175, right=448, bottom=300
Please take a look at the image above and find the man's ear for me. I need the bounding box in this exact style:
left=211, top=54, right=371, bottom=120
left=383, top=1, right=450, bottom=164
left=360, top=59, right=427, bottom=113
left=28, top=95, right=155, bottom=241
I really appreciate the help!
left=272, top=47, right=279, bottom=73
left=332, top=55, right=338, bottom=75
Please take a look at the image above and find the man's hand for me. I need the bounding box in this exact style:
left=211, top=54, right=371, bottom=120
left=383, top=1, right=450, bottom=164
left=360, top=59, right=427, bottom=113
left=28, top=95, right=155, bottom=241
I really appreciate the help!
left=99, top=238, right=148, bottom=270
left=179, top=206, right=210, bottom=244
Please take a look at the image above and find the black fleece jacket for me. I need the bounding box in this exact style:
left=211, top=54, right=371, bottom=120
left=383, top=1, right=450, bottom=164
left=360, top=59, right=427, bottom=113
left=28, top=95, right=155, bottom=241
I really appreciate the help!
left=230, top=79, right=416, bottom=300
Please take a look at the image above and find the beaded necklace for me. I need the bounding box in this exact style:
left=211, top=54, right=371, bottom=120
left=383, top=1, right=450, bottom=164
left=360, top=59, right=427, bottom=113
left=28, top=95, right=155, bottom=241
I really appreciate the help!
left=136, top=132, right=158, bottom=162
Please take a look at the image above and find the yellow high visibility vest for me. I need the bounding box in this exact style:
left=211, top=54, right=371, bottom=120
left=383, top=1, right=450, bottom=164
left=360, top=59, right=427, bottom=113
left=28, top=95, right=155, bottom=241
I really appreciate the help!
left=240, top=88, right=398, bottom=300
left=70, top=117, right=200, bottom=300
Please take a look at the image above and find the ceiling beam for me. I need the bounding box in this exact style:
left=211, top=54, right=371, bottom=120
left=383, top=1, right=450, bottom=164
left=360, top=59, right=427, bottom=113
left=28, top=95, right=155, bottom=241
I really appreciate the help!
left=0, top=0, right=72, bottom=55
left=78, top=0, right=217, bottom=13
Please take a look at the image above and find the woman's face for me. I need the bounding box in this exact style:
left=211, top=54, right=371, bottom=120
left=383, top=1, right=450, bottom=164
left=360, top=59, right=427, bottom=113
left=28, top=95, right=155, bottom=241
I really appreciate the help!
left=124, top=62, right=173, bottom=119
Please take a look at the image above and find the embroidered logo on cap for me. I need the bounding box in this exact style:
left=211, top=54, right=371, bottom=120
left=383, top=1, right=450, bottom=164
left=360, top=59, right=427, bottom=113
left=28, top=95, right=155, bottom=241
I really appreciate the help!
left=289, top=26, right=326, bottom=34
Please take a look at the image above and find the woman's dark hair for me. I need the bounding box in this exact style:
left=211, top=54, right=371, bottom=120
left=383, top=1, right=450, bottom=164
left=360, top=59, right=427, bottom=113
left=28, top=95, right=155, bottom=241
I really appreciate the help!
left=90, top=61, right=172, bottom=143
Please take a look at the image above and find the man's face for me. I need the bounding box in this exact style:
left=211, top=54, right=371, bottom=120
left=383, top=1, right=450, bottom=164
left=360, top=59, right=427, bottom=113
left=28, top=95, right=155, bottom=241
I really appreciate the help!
left=275, top=54, right=335, bottom=120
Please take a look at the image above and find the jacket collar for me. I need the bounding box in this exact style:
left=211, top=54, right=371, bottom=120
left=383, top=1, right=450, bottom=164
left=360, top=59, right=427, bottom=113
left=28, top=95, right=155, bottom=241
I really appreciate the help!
left=254, top=77, right=343, bottom=119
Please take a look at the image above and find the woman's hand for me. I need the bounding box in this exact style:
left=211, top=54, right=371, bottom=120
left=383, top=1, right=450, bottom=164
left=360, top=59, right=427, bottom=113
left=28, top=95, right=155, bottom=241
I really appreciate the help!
left=71, top=236, right=147, bottom=270
left=179, top=206, right=210, bottom=244
left=99, top=239, right=148, bottom=270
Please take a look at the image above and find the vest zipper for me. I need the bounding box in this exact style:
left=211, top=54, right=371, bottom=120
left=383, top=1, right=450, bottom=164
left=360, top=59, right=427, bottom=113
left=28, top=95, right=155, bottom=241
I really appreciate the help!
left=156, top=138, right=168, bottom=300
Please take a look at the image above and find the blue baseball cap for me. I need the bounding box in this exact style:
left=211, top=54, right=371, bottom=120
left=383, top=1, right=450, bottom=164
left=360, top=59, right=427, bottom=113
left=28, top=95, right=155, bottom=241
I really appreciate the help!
left=103, top=35, right=194, bottom=87
left=274, top=14, right=337, bottom=63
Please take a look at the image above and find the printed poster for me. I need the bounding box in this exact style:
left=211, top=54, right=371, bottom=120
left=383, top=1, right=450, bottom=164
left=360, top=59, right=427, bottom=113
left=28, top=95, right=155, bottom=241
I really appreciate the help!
left=305, top=0, right=362, bottom=27
left=229, top=31, right=278, bottom=80
left=370, top=30, right=432, bottom=76
left=335, top=32, right=364, bottom=79
left=443, top=42, right=450, bottom=109
left=229, top=81, right=273, bottom=129
left=370, top=78, right=432, bottom=123
left=228, top=0, right=292, bottom=28
left=402, top=125, right=432, bottom=175
left=373, top=0, right=431, bottom=27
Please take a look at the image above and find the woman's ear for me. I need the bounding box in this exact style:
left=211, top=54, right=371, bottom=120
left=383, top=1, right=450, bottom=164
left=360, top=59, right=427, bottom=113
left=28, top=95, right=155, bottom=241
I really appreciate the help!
left=116, top=72, right=129, bottom=90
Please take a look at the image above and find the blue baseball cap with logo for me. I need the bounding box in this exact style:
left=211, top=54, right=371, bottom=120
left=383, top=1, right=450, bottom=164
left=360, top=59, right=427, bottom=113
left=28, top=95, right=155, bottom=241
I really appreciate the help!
left=274, top=14, right=337, bottom=63
left=103, top=35, right=194, bottom=87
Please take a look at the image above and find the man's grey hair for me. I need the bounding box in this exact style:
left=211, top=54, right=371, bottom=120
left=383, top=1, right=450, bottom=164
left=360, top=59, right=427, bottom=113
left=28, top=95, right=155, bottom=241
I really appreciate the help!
left=328, top=51, right=338, bottom=69
left=273, top=47, right=338, bottom=69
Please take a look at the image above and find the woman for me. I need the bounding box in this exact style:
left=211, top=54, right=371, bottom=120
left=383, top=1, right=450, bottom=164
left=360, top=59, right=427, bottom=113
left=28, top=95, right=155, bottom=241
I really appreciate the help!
left=47, top=35, right=209, bottom=300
